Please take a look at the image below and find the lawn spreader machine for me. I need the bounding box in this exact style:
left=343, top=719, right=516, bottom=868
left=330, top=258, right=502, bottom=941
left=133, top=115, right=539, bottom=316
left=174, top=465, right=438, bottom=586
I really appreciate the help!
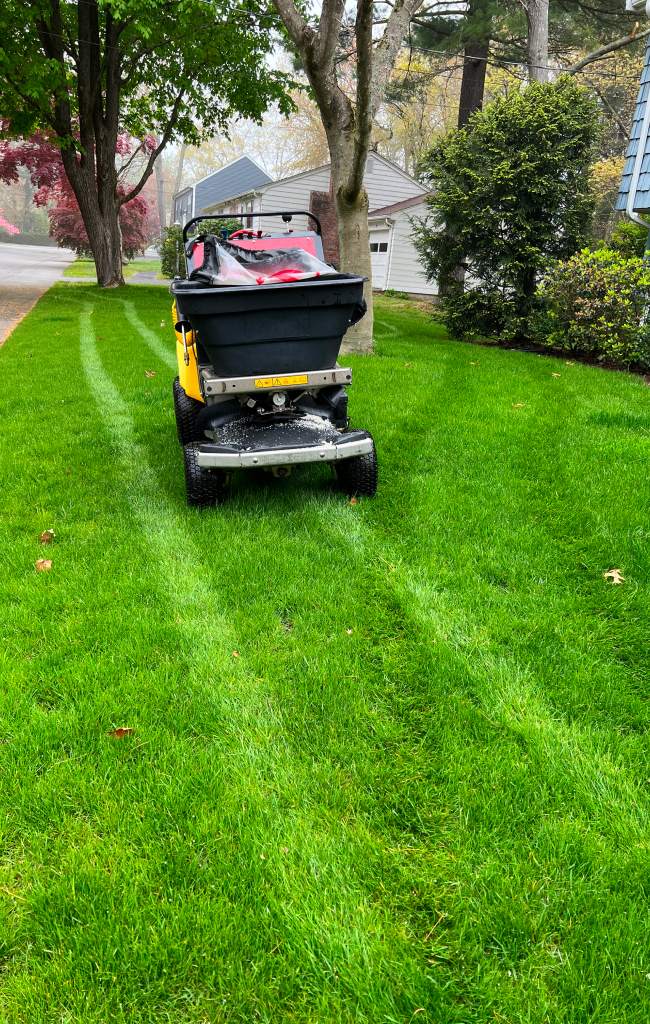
left=171, top=211, right=378, bottom=507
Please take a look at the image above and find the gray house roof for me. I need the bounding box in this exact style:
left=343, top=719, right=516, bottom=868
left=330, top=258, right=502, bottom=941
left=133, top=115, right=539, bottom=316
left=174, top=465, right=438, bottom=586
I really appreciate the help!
left=369, top=194, right=428, bottom=218
left=193, top=156, right=272, bottom=215
left=617, top=39, right=650, bottom=212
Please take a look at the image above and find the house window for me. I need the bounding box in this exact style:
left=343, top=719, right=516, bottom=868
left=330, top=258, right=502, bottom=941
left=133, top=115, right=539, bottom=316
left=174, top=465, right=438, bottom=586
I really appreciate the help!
left=370, top=241, right=388, bottom=253
left=370, top=242, right=378, bottom=252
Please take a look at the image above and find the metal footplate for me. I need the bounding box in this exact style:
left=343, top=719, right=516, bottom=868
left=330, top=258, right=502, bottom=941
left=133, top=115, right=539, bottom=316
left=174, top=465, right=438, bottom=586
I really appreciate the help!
left=201, top=365, right=353, bottom=397
left=196, top=430, right=373, bottom=469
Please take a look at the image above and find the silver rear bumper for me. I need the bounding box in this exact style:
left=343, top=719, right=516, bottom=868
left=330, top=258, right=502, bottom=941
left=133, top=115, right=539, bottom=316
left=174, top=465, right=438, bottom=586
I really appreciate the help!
left=201, top=365, right=353, bottom=398
left=196, top=434, right=373, bottom=469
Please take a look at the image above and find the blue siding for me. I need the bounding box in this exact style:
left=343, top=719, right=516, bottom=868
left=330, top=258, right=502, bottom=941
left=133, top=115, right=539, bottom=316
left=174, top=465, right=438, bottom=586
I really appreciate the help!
left=194, top=157, right=271, bottom=214
left=617, top=40, right=650, bottom=211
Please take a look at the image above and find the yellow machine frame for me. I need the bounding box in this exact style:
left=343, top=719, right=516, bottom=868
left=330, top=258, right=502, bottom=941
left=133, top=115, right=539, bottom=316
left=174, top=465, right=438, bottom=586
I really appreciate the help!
left=172, top=301, right=204, bottom=403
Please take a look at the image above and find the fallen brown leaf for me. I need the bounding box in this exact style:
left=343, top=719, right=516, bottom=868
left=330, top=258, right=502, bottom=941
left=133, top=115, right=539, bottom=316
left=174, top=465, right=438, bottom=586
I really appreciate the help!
left=512, top=402, right=526, bottom=409
left=603, top=568, right=625, bottom=585
left=551, top=372, right=561, bottom=378
left=349, top=496, right=358, bottom=505
left=232, top=650, right=240, bottom=658
left=108, top=727, right=134, bottom=739
left=346, top=628, right=353, bottom=635
left=145, top=370, right=156, bottom=378
left=35, top=559, right=52, bottom=572
left=39, top=529, right=55, bottom=545
left=565, top=360, right=575, bottom=366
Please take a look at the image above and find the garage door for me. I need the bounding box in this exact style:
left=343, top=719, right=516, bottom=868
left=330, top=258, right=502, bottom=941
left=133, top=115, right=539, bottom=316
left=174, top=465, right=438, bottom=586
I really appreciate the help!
left=369, top=228, right=390, bottom=289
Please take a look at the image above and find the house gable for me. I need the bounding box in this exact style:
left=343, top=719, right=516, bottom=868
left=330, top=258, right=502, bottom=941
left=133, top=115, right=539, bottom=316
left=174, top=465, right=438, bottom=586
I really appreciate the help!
left=194, top=156, right=272, bottom=216
left=200, top=153, right=424, bottom=216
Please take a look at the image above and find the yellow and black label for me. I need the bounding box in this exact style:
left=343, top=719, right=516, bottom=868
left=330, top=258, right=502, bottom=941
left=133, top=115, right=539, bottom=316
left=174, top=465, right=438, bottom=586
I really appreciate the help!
left=254, top=374, right=309, bottom=389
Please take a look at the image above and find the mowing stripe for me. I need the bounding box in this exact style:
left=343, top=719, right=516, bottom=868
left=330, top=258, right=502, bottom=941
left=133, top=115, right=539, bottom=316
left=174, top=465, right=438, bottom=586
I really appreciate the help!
left=122, top=299, right=176, bottom=370
left=78, top=303, right=444, bottom=986
left=87, top=298, right=647, bottom=840
left=373, top=318, right=398, bottom=336
left=79, top=303, right=235, bottom=662
left=317, top=488, right=650, bottom=842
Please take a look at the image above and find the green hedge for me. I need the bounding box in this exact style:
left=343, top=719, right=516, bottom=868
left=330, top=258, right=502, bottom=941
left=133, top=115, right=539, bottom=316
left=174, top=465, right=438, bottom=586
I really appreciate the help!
left=535, top=248, right=650, bottom=370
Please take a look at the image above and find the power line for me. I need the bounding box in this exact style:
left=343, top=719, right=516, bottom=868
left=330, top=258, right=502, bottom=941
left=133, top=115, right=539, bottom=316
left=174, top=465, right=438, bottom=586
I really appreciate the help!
left=4, top=4, right=639, bottom=89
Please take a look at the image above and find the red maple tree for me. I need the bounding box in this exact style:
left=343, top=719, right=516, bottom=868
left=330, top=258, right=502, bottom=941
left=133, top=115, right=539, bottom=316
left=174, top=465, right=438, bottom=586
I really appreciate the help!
left=0, top=130, right=156, bottom=258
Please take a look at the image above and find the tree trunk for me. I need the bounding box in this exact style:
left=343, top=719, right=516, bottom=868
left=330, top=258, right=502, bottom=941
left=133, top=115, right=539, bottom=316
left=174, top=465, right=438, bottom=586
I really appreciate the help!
left=154, top=143, right=167, bottom=232
left=92, top=207, right=124, bottom=287
left=527, top=0, right=549, bottom=83
left=21, top=172, right=34, bottom=233
left=334, top=183, right=373, bottom=354
left=171, top=144, right=186, bottom=222
left=440, top=8, right=492, bottom=298
left=457, top=39, right=489, bottom=127
left=61, top=145, right=125, bottom=287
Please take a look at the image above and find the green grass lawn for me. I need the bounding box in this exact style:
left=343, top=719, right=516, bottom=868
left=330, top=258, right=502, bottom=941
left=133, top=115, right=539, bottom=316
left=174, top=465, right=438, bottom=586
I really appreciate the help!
left=1, top=287, right=649, bottom=1023
left=63, top=257, right=162, bottom=280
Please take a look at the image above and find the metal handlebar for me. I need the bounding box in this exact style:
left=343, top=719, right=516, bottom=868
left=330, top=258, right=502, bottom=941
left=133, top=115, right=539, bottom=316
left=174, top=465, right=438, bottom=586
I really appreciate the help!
left=182, top=210, right=323, bottom=242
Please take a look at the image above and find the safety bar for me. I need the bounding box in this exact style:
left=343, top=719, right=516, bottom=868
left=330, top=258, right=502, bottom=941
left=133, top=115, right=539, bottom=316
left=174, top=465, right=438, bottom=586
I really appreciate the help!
left=182, top=210, right=323, bottom=242
left=200, top=366, right=353, bottom=398
left=196, top=434, right=373, bottom=470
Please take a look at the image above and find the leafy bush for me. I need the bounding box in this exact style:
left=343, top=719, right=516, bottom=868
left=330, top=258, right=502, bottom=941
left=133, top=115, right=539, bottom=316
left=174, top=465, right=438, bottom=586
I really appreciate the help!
left=413, top=78, right=599, bottom=341
left=535, top=248, right=650, bottom=370
left=438, top=288, right=525, bottom=342
left=160, top=218, right=242, bottom=278
left=606, top=219, right=648, bottom=260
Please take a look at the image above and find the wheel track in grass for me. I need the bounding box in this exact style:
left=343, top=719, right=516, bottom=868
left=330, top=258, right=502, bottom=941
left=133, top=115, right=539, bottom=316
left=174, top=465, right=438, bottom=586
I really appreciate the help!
left=103, top=296, right=650, bottom=841
left=76, top=295, right=647, bottom=1014
left=78, top=301, right=447, bottom=1019
left=79, top=303, right=235, bottom=657
left=122, top=299, right=176, bottom=370
left=116, top=302, right=650, bottom=842
left=309, top=374, right=650, bottom=848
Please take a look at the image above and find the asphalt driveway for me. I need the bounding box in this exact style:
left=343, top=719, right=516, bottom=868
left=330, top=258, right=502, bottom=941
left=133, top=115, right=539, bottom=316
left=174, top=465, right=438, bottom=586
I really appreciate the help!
left=0, top=243, right=74, bottom=344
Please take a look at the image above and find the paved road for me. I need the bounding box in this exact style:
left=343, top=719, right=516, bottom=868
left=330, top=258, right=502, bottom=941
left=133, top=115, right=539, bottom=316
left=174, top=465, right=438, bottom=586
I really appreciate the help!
left=0, top=243, right=74, bottom=344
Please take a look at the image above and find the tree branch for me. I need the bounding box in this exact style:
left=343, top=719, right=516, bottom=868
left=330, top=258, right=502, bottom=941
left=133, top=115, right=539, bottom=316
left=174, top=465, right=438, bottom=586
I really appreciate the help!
left=371, top=0, right=426, bottom=114
left=565, top=26, right=650, bottom=75
left=272, top=0, right=312, bottom=51
left=316, top=0, right=346, bottom=67
left=118, top=90, right=185, bottom=206
left=349, top=0, right=374, bottom=197
left=585, top=76, right=630, bottom=136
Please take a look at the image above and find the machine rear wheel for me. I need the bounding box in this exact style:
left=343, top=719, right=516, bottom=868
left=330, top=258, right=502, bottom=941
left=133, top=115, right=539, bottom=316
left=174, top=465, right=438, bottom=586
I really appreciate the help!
left=335, top=439, right=378, bottom=497
left=183, top=443, right=227, bottom=507
left=173, top=377, right=203, bottom=445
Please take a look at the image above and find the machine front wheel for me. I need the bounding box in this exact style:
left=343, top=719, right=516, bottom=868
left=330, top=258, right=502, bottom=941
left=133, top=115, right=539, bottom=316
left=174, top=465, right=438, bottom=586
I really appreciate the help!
left=335, top=439, right=378, bottom=498
left=173, top=377, right=203, bottom=445
left=183, top=443, right=227, bottom=507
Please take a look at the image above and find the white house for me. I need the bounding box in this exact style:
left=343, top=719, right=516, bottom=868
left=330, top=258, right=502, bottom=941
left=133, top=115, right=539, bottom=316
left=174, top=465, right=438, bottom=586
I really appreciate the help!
left=173, top=153, right=436, bottom=297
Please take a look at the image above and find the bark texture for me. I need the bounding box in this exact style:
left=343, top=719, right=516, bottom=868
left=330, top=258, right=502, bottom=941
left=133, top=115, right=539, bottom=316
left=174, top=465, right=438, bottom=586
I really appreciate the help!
left=273, top=0, right=424, bottom=353
left=526, top=0, right=550, bottom=83
left=457, top=39, right=489, bottom=128
left=438, top=0, right=492, bottom=297
left=155, top=143, right=167, bottom=232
